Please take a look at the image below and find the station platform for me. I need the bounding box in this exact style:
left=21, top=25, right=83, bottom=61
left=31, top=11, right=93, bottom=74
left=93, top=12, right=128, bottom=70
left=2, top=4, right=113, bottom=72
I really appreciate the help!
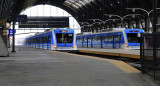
left=0, top=46, right=159, bottom=86
left=77, top=48, right=140, bottom=59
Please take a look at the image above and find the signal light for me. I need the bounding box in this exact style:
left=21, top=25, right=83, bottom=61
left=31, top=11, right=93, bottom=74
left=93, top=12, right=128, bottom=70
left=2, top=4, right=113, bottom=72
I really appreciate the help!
left=60, top=31, right=68, bottom=32
left=130, top=30, right=139, bottom=32
left=143, top=43, right=146, bottom=47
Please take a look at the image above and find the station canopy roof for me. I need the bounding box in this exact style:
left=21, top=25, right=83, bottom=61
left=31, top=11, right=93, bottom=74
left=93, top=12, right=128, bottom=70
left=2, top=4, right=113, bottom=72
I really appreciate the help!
left=0, top=0, right=158, bottom=24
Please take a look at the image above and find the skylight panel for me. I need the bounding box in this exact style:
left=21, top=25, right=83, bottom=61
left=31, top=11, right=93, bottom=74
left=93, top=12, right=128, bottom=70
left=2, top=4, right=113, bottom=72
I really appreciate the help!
left=64, top=0, right=94, bottom=9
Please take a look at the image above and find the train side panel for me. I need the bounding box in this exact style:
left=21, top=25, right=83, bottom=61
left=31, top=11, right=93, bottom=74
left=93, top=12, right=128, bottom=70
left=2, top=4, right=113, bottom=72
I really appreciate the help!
left=25, top=29, right=77, bottom=51
left=76, top=29, right=144, bottom=49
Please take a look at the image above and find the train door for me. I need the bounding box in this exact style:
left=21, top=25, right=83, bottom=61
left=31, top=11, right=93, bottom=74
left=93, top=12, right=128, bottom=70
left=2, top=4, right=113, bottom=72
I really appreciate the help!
left=113, top=34, right=121, bottom=48
left=102, top=35, right=113, bottom=48
left=88, top=36, right=92, bottom=48
left=77, top=37, right=83, bottom=47
left=83, top=36, right=88, bottom=47
left=92, top=35, right=101, bottom=48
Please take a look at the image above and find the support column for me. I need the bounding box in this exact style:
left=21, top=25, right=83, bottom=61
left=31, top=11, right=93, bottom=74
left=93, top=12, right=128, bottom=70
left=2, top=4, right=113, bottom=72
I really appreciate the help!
left=136, top=19, right=140, bottom=29
left=12, top=20, right=16, bottom=52
left=147, top=17, right=150, bottom=32
left=109, top=23, right=111, bottom=28
left=152, top=0, right=157, bottom=80
left=8, top=29, right=10, bottom=48
left=0, top=19, right=9, bottom=56
left=128, top=21, right=132, bottom=29
left=145, top=16, right=148, bottom=32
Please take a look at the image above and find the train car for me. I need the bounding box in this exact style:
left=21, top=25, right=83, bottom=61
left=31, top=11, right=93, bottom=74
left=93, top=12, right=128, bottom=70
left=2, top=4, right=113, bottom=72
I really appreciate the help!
left=77, top=28, right=144, bottom=49
left=25, top=29, right=77, bottom=51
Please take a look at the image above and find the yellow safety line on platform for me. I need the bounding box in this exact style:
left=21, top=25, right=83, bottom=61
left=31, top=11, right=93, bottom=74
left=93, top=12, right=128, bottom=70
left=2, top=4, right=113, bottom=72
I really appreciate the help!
left=77, top=50, right=140, bottom=59
left=51, top=51, right=140, bottom=73
left=107, top=60, right=141, bottom=73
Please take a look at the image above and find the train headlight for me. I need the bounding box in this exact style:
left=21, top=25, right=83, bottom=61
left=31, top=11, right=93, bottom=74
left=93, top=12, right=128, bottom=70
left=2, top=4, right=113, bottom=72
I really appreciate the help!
left=125, top=44, right=128, bottom=47
left=54, top=44, right=57, bottom=48
left=73, top=44, right=76, bottom=48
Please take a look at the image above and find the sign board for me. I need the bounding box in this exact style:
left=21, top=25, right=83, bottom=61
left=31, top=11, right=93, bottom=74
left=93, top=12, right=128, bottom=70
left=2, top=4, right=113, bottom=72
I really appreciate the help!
left=15, top=15, right=27, bottom=22
left=9, top=29, right=16, bottom=34
left=19, top=17, right=69, bottom=28
left=3, top=30, right=8, bottom=35
left=157, top=24, right=160, bottom=28
left=9, top=34, right=13, bottom=37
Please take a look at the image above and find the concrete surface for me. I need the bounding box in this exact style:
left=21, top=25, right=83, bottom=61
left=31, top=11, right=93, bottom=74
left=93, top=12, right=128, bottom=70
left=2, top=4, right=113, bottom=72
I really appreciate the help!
left=78, top=48, right=140, bottom=55
left=0, top=46, right=159, bottom=86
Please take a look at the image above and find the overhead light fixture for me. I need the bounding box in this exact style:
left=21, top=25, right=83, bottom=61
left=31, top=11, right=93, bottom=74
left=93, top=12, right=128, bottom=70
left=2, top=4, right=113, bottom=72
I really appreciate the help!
left=6, top=22, right=11, bottom=28
left=132, top=15, right=135, bottom=18
left=111, top=4, right=113, bottom=6
left=132, top=9, right=136, bottom=12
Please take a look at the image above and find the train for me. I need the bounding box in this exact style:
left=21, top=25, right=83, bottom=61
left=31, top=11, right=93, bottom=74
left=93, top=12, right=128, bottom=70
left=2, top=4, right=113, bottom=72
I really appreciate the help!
left=76, top=28, right=144, bottom=49
left=24, top=29, right=77, bottom=51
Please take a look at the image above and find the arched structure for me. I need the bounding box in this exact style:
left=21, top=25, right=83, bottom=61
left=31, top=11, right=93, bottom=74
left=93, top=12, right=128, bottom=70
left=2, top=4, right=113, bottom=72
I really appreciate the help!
left=0, top=0, right=160, bottom=33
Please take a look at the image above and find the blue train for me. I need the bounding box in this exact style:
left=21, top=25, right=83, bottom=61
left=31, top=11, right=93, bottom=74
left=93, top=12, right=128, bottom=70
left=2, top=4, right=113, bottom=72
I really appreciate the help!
left=25, top=29, right=77, bottom=51
left=77, top=28, right=144, bottom=49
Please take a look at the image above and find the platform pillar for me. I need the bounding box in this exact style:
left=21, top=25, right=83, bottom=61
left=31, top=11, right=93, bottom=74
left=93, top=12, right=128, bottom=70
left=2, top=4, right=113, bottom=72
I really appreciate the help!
left=0, top=19, right=9, bottom=56
left=12, top=20, right=16, bottom=52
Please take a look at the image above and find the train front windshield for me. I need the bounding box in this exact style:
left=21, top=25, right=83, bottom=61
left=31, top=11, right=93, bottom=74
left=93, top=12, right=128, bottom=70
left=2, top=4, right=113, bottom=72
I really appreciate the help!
left=127, top=33, right=140, bottom=43
left=56, top=33, right=73, bottom=43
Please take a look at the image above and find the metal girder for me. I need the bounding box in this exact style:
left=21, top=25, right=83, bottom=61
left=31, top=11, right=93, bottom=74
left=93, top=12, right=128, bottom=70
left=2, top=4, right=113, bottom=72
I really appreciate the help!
left=0, top=0, right=157, bottom=26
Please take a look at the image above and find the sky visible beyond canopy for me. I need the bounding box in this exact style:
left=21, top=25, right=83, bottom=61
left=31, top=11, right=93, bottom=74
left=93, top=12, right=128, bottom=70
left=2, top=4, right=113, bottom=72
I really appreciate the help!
left=11, top=5, right=81, bottom=45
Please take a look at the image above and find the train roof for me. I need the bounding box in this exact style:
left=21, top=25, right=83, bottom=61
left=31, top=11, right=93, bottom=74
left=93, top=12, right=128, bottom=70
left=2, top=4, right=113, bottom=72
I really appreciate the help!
left=77, top=28, right=144, bottom=36
left=26, top=29, right=74, bottom=39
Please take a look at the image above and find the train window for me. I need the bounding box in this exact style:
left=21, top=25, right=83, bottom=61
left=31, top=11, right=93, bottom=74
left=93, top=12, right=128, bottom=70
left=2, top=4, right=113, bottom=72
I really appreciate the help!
left=77, top=38, right=82, bottom=43
left=108, top=36, right=113, bottom=41
left=84, top=37, right=87, bottom=41
left=56, top=33, right=73, bottom=43
left=77, top=38, right=80, bottom=42
left=114, top=35, right=120, bottom=41
left=103, top=36, right=112, bottom=41
left=93, top=36, right=101, bottom=41
left=93, top=37, right=97, bottom=41
left=97, top=37, right=101, bottom=41
left=88, top=37, right=92, bottom=42
left=80, top=38, right=83, bottom=42
left=127, top=33, right=140, bottom=43
left=103, top=36, right=108, bottom=41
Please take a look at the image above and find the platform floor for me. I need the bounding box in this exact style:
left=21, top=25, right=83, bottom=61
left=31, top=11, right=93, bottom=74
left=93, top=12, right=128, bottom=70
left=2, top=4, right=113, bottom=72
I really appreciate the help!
left=0, top=47, right=159, bottom=86
left=77, top=48, right=140, bottom=59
